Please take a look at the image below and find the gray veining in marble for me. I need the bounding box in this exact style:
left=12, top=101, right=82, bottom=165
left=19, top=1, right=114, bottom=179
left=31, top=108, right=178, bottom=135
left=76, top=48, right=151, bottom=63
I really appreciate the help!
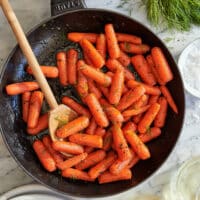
left=1, top=0, right=200, bottom=199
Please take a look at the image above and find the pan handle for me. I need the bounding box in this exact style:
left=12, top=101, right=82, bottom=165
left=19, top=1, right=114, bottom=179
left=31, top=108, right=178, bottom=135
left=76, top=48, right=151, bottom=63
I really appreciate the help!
left=51, top=0, right=86, bottom=16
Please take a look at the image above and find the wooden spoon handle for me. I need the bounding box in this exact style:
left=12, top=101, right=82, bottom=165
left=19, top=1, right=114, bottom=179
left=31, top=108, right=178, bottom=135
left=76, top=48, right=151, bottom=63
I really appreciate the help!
left=0, top=0, right=58, bottom=109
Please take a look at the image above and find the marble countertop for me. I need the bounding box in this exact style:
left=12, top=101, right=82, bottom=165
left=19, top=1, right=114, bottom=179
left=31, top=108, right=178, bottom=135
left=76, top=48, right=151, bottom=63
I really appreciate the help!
left=0, top=0, right=200, bottom=199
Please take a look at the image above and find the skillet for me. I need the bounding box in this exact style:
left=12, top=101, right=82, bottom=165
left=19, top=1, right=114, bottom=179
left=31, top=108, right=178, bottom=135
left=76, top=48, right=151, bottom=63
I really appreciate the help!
left=0, top=0, right=185, bottom=198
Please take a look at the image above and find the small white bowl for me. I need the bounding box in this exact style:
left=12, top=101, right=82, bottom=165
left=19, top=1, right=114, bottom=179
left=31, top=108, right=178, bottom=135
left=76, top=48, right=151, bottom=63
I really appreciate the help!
left=178, top=38, right=200, bottom=98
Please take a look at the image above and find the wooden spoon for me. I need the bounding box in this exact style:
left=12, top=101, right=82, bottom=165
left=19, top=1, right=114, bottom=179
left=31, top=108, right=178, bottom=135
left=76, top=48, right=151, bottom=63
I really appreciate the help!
left=0, top=0, right=77, bottom=145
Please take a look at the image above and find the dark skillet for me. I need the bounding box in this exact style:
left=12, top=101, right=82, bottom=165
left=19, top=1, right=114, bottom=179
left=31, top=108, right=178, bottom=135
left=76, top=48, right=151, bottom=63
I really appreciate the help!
left=0, top=0, right=185, bottom=198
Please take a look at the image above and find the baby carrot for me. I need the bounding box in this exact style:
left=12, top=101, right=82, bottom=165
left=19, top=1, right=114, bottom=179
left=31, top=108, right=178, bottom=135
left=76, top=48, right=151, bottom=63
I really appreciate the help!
left=27, top=113, right=48, bottom=135
left=6, top=82, right=39, bottom=95
left=122, top=84, right=129, bottom=94
left=112, top=123, right=132, bottom=161
left=123, top=130, right=150, bottom=160
left=127, top=155, right=140, bottom=169
left=42, top=135, right=64, bottom=164
left=85, top=118, right=97, bottom=135
left=88, top=151, right=117, bottom=179
left=151, top=47, right=173, bottom=84
left=131, top=55, right=156, bottom=85
left=56, top=52, right=68, bottom=86
left=98, top=168, right=132, bottom=184
left=52, top=141, right=84, bottom=155
left=84, top=93, right=109, bottom=127
left=56, top=116, right=89, bottom=139
left=146, top=55, right=165, bottom=85
left=33, top=140, right=56, bottom=172
left=103, top=129, right=113, bottom=151
left=67, top=32, right=98, bottom=43
left=109, top=68, right=124, bottom=105
left=57, top=153, right=88, bottom=170
left=154, top=97, right=168, bottom=128
left=98, top=85, right=109, bottom=99
left=122, top=105, right=150, bottom=118
left=87, top=78, right=102, bottom=99
left=106, top=58, right=123, bottom=71
left=76, top=71, right=88, bottom=98
left=95, top=127, right=106, bottom=137
left=127, top=80, right=161, bottom=95
left=67, top=49, right=78, bottom=85
left=27, top=91, right=44, bottom=128
left=131, top=94, right=149, bottom=109
left=78, top=60, right=111, bottom=87
left=62, top=168, right=95, bottom=182
left=76, top=150, right=106, bottom=170
left=117, top=50, right=131, bottom=67
left=61, top=96, right=91, bottom=118
left=80, top=39, right=105, bottom=69
left=122, top=121, right=137, bottom=133
left=22, top=91, right=31, bottom=122
left=69, top=133, right=103, bottom=148
left=120, top=42, right=150, bottom=54
left=116, top=33, right=142, bottom=44
left=148, top=95, right=159, bottom=105
left=138, top=103, right=160, bottom=134
left=96, top=33, right=106, bottom=60
left=139, top=127, right=161, bottom=143
left=26, top=66, right=59, bottom=78
left=160, top=86, right=178, bottom=114
left=83, top=50, right=93, bottom=65
left=117, top=85, right=146, bottom=111
left=105, top=24, right=120, bottom=59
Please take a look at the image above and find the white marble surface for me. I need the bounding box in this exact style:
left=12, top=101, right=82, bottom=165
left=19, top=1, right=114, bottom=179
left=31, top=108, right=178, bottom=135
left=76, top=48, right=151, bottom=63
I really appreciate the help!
left=0, top=0, right=200, bottom=199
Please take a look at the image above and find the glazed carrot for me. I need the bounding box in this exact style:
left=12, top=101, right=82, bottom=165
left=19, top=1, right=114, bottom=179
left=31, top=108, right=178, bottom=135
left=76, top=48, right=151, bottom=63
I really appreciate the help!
left=26, top=66, right=59, bottom=78
left=122, top=84, right=129, bottom=94
left=139, top=127, right=161, bottom=143
left=112, top=123, right=132, bottom=161
left=84, top=93, right=109, bottom=127
left=80, top=39, right=105, bottom=68
left=160, top=86, right=178, bottom=114
left=76, top=71, right=88, bottom=98
left=116, top=33, right=142, bottom=44
left=105, top=24, right=120, bottom=59
left=69, top=133, right=103, bottom=148
left=133, top=115, right=143, bottom=124
left=85, top=118, right=97, bottom=135
left=6, top=82, right=39, bottom=95
left=83, top=50, right=93, bottom=65
left=78, top=60, right=111, bottom=87
left=120, top=42, right=150, bottom=54
left=117, top=51, right=131, bottom=67
left=103, top=129, right=113, bottom=151
left=154, top=97, right=168, bottom=128
left=122, top=105, right=150, bottom=118
left=138, top=103, right=160, bottom=134
left=52, top=141, right=84, bottom=155
left=87, top=78, right=102, bottom=99
left=131, top=94, right=149, bottom=109
left=42, top=135, right=64, bottom=164
left=124, top=68, right=135, bottom=81
left=67, top=49, right=78, bottom=85
left=57, top=153, right=88, bottom=170
left=84, top=146, right=94, bottom=154
left=98, top=85, right=109, bottom=99
left=131, top=55, right=156, bottom=85
left=62, top=96, right=91, bottom=118
left=27, top=113, right=48, bottom=135
left=33, top=140, right=56, bottom=172
left=148, top=95, right=159, bottom=105
left=76, top=150, right=106, bottom=170
left=22, top=91, right=31, bottom=122
left=95, top=127, right=106, bottom=137
left=127, top=155, right=140, bottom=168
left=62, top=168, right=95, bottom=182
left=99, top=98, right=124, bottom=123
left=123, top=130, right=150, bottom=160
left=56, top=116, right=89, bottom=139
left=127, top=80, right=161, bottom=95
left=146, top=55, right=165, bottom=85
left=117, top=85, right=146, bottom=111
left=151, top=47, right=173, bottom=84
left=67, top=32, right=98, bottom=43
left=56, top=52, right=67, bottom=86
left=96, top=33, right=106, bottom=60
left=122, top=121, right=137, bottom=133
left=98, top=168, right=132, bottom=184
left=88, top=151, right=117, bottom=179
left=27, top=91, right=44, bottom=128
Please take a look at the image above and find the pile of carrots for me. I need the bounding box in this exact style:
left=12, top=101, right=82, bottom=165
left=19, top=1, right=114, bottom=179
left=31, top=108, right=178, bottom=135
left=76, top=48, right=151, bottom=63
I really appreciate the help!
left=5, top=24, right=178, bottom=184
